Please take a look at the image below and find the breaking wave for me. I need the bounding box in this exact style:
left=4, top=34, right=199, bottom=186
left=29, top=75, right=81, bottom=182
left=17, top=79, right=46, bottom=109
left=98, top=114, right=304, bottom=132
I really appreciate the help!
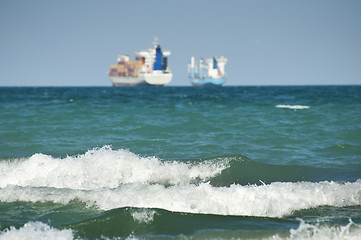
left=0, top=222, right=73, bottom=240
left=0, top=146, right=360, bottom=218
left=0, top=146, right=226, bottom=189
left=286, top=219, right=361, bottom=240
left=0, top=180, right=360, bottom=218
left=1, top=218, right=361, bottom=240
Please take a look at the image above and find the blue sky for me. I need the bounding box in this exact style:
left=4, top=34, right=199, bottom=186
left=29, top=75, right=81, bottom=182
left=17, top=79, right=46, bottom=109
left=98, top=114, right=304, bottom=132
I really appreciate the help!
left=1, top=0, right=360, bottom=86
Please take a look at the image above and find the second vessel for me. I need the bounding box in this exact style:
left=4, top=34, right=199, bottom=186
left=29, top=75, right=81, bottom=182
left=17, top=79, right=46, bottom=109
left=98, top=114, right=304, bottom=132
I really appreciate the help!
left=188, top=56, right=228, bottom=86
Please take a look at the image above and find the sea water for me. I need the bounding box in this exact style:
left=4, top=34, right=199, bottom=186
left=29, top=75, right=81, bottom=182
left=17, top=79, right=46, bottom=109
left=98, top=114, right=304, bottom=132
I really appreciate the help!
left=0, top=86, right=360, bottom=239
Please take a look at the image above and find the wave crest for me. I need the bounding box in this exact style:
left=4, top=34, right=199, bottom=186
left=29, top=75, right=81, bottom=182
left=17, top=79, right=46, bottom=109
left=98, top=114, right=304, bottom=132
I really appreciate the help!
left=0, top=146, right=227, bottom=190
left=1, top=180, right=360, bottom=218
left=0, top=222, right=73, bottom=240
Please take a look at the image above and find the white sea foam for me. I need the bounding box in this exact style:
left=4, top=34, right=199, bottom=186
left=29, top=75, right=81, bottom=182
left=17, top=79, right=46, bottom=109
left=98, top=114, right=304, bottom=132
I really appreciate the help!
left=1, top=147, right=360, bottom=218
left=0, top=222, right=74, bottom=240
left=131, top=209, right=157, bottom=224
left=285, top=219, right=361, bottom=240
left=0, top=180, right=360, bottom=218
left=1, top=220, right=360, bottom=240
left=276, top=105, right=310, bottom=109
left=0, top=146, right=226, bottom=190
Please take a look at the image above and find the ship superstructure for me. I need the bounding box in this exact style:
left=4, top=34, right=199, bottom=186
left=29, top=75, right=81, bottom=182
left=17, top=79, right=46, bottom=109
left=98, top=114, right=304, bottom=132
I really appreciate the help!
left=109, top=38, right=172, bottom=86
left=188, top=56, right=228, bottom=86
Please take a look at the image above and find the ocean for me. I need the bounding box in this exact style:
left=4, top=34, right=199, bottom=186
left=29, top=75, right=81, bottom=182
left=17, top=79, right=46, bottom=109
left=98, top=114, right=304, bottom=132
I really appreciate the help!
left=0, top=86, right=360, bottom=239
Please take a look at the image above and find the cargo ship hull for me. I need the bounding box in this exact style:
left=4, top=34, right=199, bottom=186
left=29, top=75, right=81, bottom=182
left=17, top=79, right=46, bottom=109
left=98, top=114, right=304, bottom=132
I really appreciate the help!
left=189, top=77, right=226, bottom=86
left=110, top=76, right=148, bottom=87
left=110, top=72, right=173, bottom=87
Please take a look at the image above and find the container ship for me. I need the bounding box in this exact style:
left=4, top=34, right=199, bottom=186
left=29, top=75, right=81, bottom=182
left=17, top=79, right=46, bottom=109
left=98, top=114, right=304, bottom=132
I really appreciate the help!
left=187, top=56, right=228, bottom=86
left=109, top=38, right=172, bottom=86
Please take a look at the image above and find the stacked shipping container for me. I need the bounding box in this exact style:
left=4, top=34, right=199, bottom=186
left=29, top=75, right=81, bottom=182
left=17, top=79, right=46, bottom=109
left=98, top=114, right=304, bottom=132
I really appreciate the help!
left=109, top=57, right=145, bottom=77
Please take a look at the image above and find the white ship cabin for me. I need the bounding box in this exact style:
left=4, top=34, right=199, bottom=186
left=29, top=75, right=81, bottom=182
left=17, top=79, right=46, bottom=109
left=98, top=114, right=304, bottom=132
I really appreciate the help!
left=134, top=37, right=171, bottom=74
left=189, top=56, right=227, bottom=78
